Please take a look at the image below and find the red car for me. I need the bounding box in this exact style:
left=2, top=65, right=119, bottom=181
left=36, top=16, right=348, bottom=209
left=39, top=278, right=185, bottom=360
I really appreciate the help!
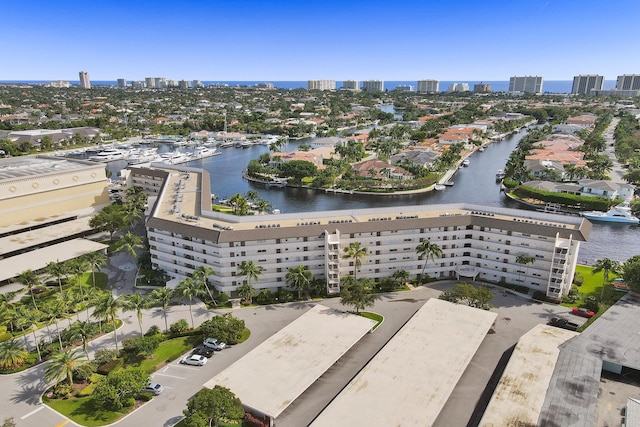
left=572, top=307, right=595, bottom=318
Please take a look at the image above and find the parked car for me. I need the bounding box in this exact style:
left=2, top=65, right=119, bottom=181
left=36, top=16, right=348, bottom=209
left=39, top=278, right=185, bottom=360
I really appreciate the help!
left=572, top=307, right=595, bottom=318
left=192, top=345, right=214, bottom=358
left=203, top=338, right=227, bottom=351
left=547, top=317, right=579, bottom=331
left=181, top=354, right=208, bottom=366
left=142, top=382, right=164, bottom=395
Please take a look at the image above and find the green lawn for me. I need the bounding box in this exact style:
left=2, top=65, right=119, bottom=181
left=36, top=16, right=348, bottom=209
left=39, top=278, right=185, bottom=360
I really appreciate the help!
left=563, top=265, right=625, bottom=308
left=133, top=336, right=198, bottom=373
left=359, top=311, right=384, bottom=330
left=44, top=395, right=126, bottom=427
left=212, top=204, right=234, bottom=214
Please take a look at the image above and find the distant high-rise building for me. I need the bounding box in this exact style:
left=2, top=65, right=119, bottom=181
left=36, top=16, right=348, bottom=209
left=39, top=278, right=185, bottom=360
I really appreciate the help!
left=616, top=74, right=640, bottom=91
left=131, top=81, right=145, bottom=89
left=571, top=75, right=603, bottom=94
left=255, top=82, right=274, bottom=89
left=417, top=80, right=439, bottom=93
left=178, top=80, right=190, bottom=89
left=155, top=77, right=167, bottom=89
left=78, top=71, right=91, bottom=89
left=474, top=83, right=491, bottom=93
left=145, top=77, right=156, bottom=88
left=192, top=80, right=204, bottom=88
left=307, top=80, right=336, bottom=90
left=509, top=76, right=543, bottom=93
left=447, top=83, right=469, bottom=92
left=117, top=78, right=127, bottom=88
left=362, top=80, right=384, bottom=92
left=342, top=80, right=360, bottom=90
left=395, top=85, right=414, bottom=92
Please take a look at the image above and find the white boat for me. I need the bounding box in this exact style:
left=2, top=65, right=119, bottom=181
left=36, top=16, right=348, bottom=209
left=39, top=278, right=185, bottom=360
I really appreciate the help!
left=478, top=147, right=485, bottom=152
left=125, top=148, right=159, bottom=165
left=462, top=159, right=470, bottom=167
left=89, top=148, right=127, bottom=162
left=159, top=151, right=191, bottom=165
left=582, top=201, right=639, bottom=224
left=434, top=184, right=446, bottom=191
left=496, top=170, right=505, bottom=180
left=191, top=146, right=219, bottom=160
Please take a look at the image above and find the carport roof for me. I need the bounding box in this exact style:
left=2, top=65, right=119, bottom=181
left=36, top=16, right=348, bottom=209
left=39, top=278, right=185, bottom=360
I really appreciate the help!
left=310, top=298, right=497, bottom=427
left=202, top=304, right=376, bottom=420
left=479, top=324, right=578, bottom=427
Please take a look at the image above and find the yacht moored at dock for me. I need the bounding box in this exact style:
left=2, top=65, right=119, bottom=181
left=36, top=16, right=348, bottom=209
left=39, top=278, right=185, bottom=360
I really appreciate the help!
left=581, top=201, right=639, bottom=224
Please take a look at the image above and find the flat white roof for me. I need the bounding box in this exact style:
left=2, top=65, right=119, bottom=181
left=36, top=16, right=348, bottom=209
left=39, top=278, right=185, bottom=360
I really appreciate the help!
left=0, top=217, right=94, bottom=256
left=479, top=324, right=578, bottom=427
left=311, top=298, right=497, bottom=427
left=202, top=304, right=377, bottom=419
left=0, top=239, right=107, bottom=282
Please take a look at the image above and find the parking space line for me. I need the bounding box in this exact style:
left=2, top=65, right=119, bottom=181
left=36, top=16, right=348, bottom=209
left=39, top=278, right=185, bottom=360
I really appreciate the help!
left=153, top=373, right=187, bottom=380
left=20, top=406, right=43, bottom=419
left=54, top=420, right=69, bottom=427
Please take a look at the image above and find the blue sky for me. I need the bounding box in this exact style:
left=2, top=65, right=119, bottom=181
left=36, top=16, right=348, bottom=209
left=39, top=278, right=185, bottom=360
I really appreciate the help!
left=2, top=0, right=638, bottom=81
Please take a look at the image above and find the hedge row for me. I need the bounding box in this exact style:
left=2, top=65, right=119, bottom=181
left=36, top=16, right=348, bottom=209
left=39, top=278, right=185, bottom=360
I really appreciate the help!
left=513, top=186, right=612, bottom=211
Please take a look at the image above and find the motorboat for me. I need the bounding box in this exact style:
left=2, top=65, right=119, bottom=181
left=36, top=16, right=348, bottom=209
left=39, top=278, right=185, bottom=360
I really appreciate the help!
left=125, top=148, right=159, bottom=165
left=462, top=159, right=470, bottom=167
left=89, top=148, right=127, bottom=162
left=159, top=151, right=191, bottom=165
left=496, top=170, right=505, bottom=180
left=478, top=147, right=485, bottom=152
left=582, top=201, right=639, bottom=224
left=434, top=184, right=446, bottom=191
left=191, top=146, right=219, bottom=159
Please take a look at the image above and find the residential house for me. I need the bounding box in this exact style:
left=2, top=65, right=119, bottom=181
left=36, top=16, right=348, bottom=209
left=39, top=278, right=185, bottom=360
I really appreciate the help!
left=352, top=159, right=413, bottom=180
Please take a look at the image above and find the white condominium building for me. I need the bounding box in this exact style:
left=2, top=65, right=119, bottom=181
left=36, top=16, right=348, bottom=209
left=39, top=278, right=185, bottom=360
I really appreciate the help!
left=616, top=74, right=640, bottom=91
left=362, top=80, right=384, bottom=92
left=418, top=80, right=439, bottom=92
left=79, top=71, right=91, bottom=89
left=509, top=76, right=543, bottom=94
left=447, top=83, right=469, bottom=92
left=341, top=80, right=360, bottom=90
left=128, top=165, right=590, bottom=300
left=117, top=78, right=127, bottom=88
left=308, top=80, right=336, bottom=91
left=145, top=77, right=156, bottom=89
left=571, top=75, right=604, bottom=94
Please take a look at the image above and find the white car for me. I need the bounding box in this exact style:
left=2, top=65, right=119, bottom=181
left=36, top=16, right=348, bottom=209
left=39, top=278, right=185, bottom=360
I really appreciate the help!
left=203, top=338, right=227, bottom=351
left=181, top=354, right=207, bottom=366
left=142, top=382, right=164, bottom=395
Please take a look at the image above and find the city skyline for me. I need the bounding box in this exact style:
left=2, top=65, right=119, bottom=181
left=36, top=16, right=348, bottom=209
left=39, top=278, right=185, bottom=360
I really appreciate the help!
left=1, top=0, right=639, bottom=81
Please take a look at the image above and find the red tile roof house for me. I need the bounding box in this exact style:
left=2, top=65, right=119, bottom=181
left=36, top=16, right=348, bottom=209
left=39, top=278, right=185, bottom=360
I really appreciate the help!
left=352, top=159, right=414, bottom=180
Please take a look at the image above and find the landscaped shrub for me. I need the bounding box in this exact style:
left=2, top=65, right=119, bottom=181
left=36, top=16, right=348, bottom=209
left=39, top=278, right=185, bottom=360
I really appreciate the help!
left=96, top=358, right=123, bottom=375
left=145, top=325, right=161, bottom=337
left=94, top=349, right=119, bottom=366
left=169, top=319, right=189, bottom=335
left=255, top=289, right=275, bottom=305
left=72, top=361, right=97, bottom=382
left=513, top=186, right=611, bottom=211
left=199, top=314, right=246, bottom=345
left=216, top=292, right=229, bottom=306
left=244, top=412, right=270, bottom=427
left=123, top=336, right=161, bottom=357
left=573, top=272, right=584, bottom=286
left=532, top=290, right=561, bottom=304
left=137, top=391, right=153, bottom=402
left=123, top=397, right=136, bottom=408
left=50, top=383, right=73, bottom=399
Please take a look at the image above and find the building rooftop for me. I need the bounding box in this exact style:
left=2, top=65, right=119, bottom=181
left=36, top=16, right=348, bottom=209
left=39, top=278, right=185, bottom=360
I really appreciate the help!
left=479, top=324, right=578, bottom=427
left=202, top=304, right=376, bottom=420
left=0, top=155, right=99, bottom=181
left=310, top=299, right=497, bottom=427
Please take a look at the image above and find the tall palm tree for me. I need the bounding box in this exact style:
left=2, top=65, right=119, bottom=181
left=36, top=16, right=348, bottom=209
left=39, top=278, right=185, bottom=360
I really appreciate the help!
left=0, top=338, right=28, bottom=370
left=121, top=292, right=148, bottom=336
left=67, top=258, right=90, bottom=297
left=192, top=266, right=216, bottom=307
left=175, top=278, right=203, bottom=329
left=39, top=303, right=63, bottom=350
left=392, top=269, right=410, bottom=288
left=238, top=261, right=263, bottom=304
left=515, top=254, right=536, bottom=284
left=593, top=258, right=622, bottom=300
left=150, top=287, right=174, bottom=333
left=69, top=321, right=94, bottom=360
left=14, top=306, right=42, bottom=361
left=44, top=349, right=87, bottom=386
left=17, top=270, right=40, bottom=311
left=83, top=251, right=108, bottom=287
left=52, top=292, right=73, bottom=328
left=343, top=242, right=368, bottom=282
left=92, top=293, right=121, bottom=352
left=286, top=265, right=313, bottom=300
left=116, top=231, right=144, bottom=258
left=415, top=240, right=443, bottom=281
left=46, top=260, right=69, bottom=294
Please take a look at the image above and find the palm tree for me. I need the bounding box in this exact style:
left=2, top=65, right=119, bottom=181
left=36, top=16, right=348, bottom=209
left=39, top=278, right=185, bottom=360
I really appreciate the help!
left=14, top=306, right=42, bottom=361
left=238, top=261, right=263, bottom=304
left=67, top=258, right=90, bottom=297
left=53, top=292, right=73, bottom=328
left=150, top=287, right=174, bottom=333
left=593, top=258, right=622, bottom=300
left=192, top=266, right=216, bottom=307
left=343, top=242, right=368, bottom=282
left=121, top=292, right=148, bottom=336
left=92, top=293, right=121, bottom=351
left=175, top=278, right=203, bottom=329
left=45, top=260, right=69, bottom=294
left=44, top=349, right=87, bottom=386
left=83, top=252, right=107, bottom=287
left=415, top=240, right=443, bottom=281
left=69, top=321, right=94, bottom=360
left=286, top=265, right=313, bottom=300
left=116, top=231, right=144, bottom=259
left=0, top=339, right=28, bottom=370
left=392, top=269, right=410, bottom=288
left=515, top=254, right=536, bottom=284
left=340, top=276, right=376, bottom=314
left=39, top=303, right=64, bottom=349
left=17, top=270, right=40, bottom=310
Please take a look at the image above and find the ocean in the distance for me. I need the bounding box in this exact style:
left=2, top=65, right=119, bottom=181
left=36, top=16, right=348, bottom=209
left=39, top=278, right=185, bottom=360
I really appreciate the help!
left=0, top=80, right=618, bottom=93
